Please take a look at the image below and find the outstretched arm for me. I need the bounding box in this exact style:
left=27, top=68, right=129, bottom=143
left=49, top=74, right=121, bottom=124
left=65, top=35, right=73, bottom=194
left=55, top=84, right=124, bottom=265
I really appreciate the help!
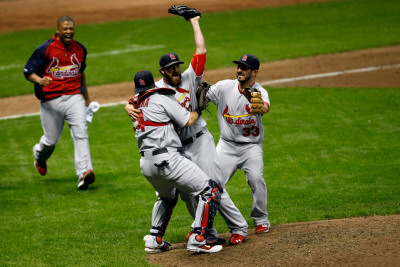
left=190, top=16, right=206, bottom=55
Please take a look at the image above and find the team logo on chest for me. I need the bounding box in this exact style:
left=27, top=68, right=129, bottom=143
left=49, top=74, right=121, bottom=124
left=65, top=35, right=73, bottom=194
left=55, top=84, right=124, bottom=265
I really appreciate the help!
left=176, top=88, right=192, bottom=111
left=222, top=105, right=255, bottom=125
left=47, top=54, right=81, bottom=78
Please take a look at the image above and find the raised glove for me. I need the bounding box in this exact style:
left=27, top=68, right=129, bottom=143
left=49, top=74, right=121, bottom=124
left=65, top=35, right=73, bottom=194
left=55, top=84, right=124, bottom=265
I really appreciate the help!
left=243, top=87, right=268, bottom=114
left=168, top=5, right=202, bottom=21
left=196, top=81, right=210, bottom=112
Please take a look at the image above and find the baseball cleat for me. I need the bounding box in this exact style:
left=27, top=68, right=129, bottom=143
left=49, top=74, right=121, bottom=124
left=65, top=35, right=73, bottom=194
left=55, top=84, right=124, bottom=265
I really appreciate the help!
left=185, top=231, right=194, bottom=241
left=229, top=234, right=245, bottom=245
left=145, top=235, right=172, bottom=254
left=143, top=235, right=151, bottom=242
left=187, top=233, right=223, bottom=253
left=77, top=169, right=95, bottom=190
left=187, top=244, right=223, bottom=253
left=255, top=224, right=270, bottom=234
left=34, top=160, right=47, bottom=176
left=206, top=236, right=226, bottom=245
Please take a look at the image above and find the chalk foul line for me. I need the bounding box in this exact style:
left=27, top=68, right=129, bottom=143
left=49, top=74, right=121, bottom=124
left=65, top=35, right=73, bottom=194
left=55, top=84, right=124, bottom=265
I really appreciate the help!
left=260, top=64, right=400, bottom=86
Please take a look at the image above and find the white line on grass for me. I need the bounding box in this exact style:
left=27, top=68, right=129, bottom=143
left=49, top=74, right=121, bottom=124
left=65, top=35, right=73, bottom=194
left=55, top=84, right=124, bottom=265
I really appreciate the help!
left=1, top=64, right=399, bottom=120
left=87, top=44, right=165, bottom=58
left=0, top=44, right=165, bottom=71
left=260, top=64, right=400, bottom=86
left=0, top=101, right=127, bottom=120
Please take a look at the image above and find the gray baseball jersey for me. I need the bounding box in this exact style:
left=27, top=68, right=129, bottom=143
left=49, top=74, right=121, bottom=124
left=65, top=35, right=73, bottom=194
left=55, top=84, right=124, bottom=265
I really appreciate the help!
left=207, top=79, right=270, bottom=144
left=135, top=91, right=209, bottom=196
left=155, top=63, right=207, bottom=141
left=207, top=79, right=271, bottom=226
left=135, top=93, right=189, bottom=151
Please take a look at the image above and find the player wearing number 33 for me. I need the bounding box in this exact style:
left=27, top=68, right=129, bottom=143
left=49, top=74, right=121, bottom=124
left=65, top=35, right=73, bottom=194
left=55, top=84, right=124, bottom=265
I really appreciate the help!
left=206, top=54, right=271, bottom=234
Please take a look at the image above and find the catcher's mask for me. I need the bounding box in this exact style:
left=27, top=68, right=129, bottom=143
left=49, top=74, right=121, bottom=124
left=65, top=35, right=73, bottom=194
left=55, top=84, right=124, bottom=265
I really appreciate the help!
left=134, top=70, right=155, bottom=93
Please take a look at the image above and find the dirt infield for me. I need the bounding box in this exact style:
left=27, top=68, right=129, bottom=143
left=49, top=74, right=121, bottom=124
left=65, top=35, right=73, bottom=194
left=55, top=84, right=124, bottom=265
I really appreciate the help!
left=147, top=215, right=400, bottom=267
left=1, top=0, right=399, bottom=266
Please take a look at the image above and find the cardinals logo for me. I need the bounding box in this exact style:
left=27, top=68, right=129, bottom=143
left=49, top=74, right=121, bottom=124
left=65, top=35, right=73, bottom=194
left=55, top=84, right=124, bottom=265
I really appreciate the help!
left=46, top=54, right=81, bottom=79
left=242, top=55, right=248, bottom=61
left=222, top=105, right=255, bottom=125
left=169, top=53, right=176, bottom=60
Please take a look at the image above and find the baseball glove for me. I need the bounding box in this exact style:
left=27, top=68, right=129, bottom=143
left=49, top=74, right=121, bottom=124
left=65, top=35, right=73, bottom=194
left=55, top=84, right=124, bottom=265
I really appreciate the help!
left=243, top=87, right=268, bottom=114
left=196, top=81, right=210, bottom=112
left=168, top=5, right=202, bottom=21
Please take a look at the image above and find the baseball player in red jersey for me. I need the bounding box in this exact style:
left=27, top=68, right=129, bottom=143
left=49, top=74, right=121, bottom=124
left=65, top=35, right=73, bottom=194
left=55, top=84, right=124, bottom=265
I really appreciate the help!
left=125, top=16, right=248, bottom=245
left=207, top=54, right=271, bottom=234
left=23, top=16, right=95, bottom=190
left=129, top=70, right=223, bottom=254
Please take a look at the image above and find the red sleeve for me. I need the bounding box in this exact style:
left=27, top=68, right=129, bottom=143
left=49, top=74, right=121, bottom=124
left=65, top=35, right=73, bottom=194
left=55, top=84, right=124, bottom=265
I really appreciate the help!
left=190, top=52, right=206, bottom=76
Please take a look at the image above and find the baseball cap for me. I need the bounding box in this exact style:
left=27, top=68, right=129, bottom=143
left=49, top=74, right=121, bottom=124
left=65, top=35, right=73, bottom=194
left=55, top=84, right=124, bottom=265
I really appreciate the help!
left=134, top=70, right=155, bottom=93
left=159, top=53, right=185, bottom=68
left=233, top=54, right=260, bottom=70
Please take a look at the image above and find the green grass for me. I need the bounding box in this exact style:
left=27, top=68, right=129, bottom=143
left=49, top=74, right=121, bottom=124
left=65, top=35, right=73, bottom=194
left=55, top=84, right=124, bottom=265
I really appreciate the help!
left=1, top=88, right=399, bottom=265
left=1, top=0, right=400, bottom=265
left=1, top=0, right=400, bottom=97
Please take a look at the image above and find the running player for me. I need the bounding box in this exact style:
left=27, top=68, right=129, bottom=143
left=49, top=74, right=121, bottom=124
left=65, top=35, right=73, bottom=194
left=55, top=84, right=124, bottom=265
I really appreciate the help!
left=23, top=15, right=95, bottom=190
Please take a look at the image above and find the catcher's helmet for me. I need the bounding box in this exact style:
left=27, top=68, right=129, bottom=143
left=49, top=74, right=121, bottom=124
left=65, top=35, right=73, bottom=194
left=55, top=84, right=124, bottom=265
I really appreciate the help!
left=134, top=70, right=155, bottom=93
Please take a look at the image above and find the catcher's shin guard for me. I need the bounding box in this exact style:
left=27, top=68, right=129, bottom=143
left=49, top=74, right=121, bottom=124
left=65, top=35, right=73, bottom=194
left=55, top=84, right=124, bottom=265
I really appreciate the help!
left=149, top=191, right=179, bottom=237
left=193, top=179, right=222, bottom=237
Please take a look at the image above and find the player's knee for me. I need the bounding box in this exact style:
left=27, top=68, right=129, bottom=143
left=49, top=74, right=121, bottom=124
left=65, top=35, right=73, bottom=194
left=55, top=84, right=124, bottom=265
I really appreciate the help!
left=246, top=172, right=265, bottom=186
left=160, top=190, right=179, bottom=208
left=200, top=179, right=222, bottom=203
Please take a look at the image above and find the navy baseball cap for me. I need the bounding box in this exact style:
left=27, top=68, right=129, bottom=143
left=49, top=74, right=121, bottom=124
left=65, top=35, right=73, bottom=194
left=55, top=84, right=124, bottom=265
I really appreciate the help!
left=134, top=70, right=155, bottom=93
left=233, top=54, right=260, bottom=70
left=159, top=53, right=185, bottom=68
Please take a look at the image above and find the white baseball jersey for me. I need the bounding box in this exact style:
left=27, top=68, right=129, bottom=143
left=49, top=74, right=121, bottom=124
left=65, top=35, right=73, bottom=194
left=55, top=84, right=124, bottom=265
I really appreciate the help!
left=207, top=79, right=270, bottom=144
left=155, top=62, right=207, bottom=141
left=135, top=93, right=190, bottom=152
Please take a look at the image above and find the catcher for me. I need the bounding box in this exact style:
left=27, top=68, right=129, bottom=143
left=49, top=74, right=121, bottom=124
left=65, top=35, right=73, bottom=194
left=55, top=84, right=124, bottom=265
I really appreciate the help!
left=200, top=54, right=272, bottom=239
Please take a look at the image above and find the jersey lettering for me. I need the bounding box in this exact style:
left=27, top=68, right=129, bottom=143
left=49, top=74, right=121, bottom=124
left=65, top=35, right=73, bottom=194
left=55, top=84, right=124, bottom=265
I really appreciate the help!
left=47, top=54, right=81, bottom=79
left=223, top=105, right=255, bottom=125
left=140, top=98, right=150, bottom=108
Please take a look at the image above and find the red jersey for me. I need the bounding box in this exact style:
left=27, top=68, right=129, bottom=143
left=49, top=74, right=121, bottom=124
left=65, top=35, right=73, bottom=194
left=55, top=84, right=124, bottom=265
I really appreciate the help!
left=23, top=34, right=87, bottom=100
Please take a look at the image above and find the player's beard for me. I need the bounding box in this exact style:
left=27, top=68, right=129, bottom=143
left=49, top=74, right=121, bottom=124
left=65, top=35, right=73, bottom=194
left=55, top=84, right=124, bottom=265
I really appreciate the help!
left=237, top=70, right=251, bottom=84
left=165, top=71, right=182, bottom=87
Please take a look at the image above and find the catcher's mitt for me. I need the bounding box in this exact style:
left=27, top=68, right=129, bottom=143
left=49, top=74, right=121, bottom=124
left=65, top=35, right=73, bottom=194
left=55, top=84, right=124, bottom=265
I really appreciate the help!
left=196, top=81, right=210, bottom=112
left=168, top=5, right=202, bottom=21
left=243, top=87, right=268, bottom=114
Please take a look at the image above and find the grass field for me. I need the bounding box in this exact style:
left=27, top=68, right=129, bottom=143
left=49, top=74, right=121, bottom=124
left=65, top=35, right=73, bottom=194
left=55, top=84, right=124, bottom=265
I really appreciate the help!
left=1, top=0, right=400, bottom=265
left=0, top=0, right=399, bottom=97
left=1, top=88, right=399, bottom=265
